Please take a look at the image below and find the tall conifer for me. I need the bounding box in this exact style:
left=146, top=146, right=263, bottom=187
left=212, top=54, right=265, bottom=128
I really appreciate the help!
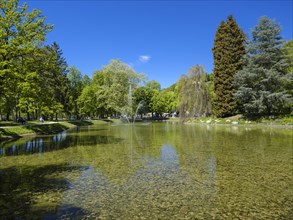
left=212, top=16, right=246, bottom=117
left=234, top=17, right=292, bottom=114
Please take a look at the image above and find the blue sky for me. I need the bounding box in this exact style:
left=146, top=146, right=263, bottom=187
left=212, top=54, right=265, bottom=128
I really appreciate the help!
left=23, top=0, right=292, bottom=88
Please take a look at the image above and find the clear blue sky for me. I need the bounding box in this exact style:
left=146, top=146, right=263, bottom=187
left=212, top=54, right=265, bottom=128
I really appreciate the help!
left=23, top=0, right=292, bottom=88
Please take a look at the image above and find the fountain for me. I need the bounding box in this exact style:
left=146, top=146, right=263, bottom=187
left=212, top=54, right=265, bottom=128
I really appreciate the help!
left=120, top=85, right=145, bottom=124
left=133, top=100, right=145, bottom=123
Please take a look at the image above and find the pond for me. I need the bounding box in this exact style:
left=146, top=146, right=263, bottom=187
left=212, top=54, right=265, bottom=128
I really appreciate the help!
left=0, top=122, right=292, bottom=219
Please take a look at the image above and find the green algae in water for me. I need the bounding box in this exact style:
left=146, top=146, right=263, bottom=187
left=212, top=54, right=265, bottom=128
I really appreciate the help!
left=0, top=123, right=292, bottom=219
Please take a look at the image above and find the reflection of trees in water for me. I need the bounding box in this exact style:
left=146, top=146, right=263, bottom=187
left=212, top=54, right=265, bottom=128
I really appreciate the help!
left=74, top=124, right=168, bottom=184
left=0, top=130, right=124, bottom=156
left=58, top=144, right=217, bottom=219
left=0, top=123, right=292, bottom=219
left=0, top=164, right=85, bottom=219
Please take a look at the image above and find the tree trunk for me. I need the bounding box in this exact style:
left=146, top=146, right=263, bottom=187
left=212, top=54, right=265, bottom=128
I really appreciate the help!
left=35, top=109, right=38, bottom=120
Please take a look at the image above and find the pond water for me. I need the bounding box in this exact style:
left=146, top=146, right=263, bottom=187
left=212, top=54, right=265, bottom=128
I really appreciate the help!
left=0, top=122, right=292, bottom=219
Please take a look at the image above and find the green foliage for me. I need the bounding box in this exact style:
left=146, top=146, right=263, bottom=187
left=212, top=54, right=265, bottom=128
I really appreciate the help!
left=0, top=0, right=53, bottom=93
left=133, top=87, right=153, bottom=115
left=0, top=0, right=72, bottom=121
left=67, top=66, right=84, bottom=118
left=82, top=75, right=92, bottom=87
left=1, top=2, right=291, bottom=121
left=212, top=16, right=246, bottom=117
left=77, top=86, right=97, bottom=117
left=82, top=59, right=144, bottom=118
left=145, top=80, right=161, bottom=90
left=150, top=90, right=177, bottom=115
left=235, top=17, right=293, bottom=115
left=45, top=42, right=69, bottom=118
left=178, top=65, right=211, bottom=120
left=283, top=39, right=293, bottom=73
left=282, top=39, right=293, bottom=97
left=132, top=81, right=177, bottom=117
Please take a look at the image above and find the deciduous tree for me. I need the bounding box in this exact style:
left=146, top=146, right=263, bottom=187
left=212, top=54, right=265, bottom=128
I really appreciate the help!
left=178, top=65, right=211, bottom=120
left=90, top=60, right=144, bottom=118
left=0, top=0, right=52, bottom=119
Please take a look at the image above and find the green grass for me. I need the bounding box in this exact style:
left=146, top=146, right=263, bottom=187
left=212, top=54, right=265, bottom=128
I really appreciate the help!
left=0, top=126, right=35, bottom=137
left=0, top=123, right=68, bottom=140
left=0, top=119, right=118, bottom=140
left=184, top=114, right=293, bottom=126
left=0, top=121, right=20, bottom=127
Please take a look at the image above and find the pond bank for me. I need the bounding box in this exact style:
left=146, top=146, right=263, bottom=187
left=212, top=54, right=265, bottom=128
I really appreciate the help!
left=168, top=116, right=293, bottom=129
left=0, top=120, right=115, bottom=141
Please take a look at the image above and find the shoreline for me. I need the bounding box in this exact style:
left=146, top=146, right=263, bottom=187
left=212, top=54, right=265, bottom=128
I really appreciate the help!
left=1, top=118, right=292, bottom=142
left=167, top=117, right=293, bottom=129
left=0, top=123, right=76, bottom=142
left=0, top=119, right=123, bottom=142
left=0, top=121, right=95, bottom=142
left=183, top=121, right=293, bottom=129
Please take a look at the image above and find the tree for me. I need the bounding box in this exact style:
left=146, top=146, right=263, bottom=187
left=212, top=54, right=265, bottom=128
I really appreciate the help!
left=14, top=44, right=68, bottom=120
left=133, top=82, right=166, bottom=118
left=283, top=40, right=293, bottom=72
left=145, top=80, right=161, bottom=91
left=34, top=42, right=69, bottom=120
left=82, top=75, right=92, bottom=87
left=151, top=90, right=177, bottom=116
left=212, top=15, right=246, bottom=117
left=178, top=65, right=211, bottom=120
left=46, top=42, right=69, bottom=119
left=77, top=86, right=97, bottom=118
left=282, top=39, right=293, bottom=97
left=0, top=0, right=52, bottom=120
left=234, top=17, right=293, bottom=115
left=67, top=66, right=83, bottom=118
left=91, top=60, right=144, bottom=118
left=133, top=87, right=152, bottom=117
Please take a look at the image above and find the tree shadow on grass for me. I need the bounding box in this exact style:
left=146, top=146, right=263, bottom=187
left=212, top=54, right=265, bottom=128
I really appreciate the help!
left=28, top=124, right=69, bottom=135
left=0, top=124, right=69, bottom=141
left=0, top=164, right=89, bottom=219
left=66, top=120, right=94, bottom=126
left=0, top=128, right=22, bottom=139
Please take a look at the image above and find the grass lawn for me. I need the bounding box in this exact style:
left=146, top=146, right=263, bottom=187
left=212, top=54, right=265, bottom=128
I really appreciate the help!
left=0, top=119, right=120, bottom=140
left=185, top=114, right=293, bottom=126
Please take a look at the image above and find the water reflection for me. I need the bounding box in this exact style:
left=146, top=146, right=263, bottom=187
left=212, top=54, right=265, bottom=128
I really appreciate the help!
left=0, top=163, right=86, bottom=219
left=48, top=144, right=217, bottom=219
left=0, top=129, right=124, bottom=156
left=0, top=123, right=292, bottom=219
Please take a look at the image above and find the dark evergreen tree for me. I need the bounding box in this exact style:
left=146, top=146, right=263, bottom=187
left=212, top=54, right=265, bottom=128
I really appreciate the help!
left=234, top=17, right=292, bottom=115
left=282, top=39, right=293, bottom=97
left=45, top=42, right=69, bottom=119
left=212, top=15, right=246, bottom=117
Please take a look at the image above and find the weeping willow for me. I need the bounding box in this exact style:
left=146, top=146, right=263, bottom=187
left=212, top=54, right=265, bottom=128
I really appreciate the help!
left=178, top=65, right=211, bottom=122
